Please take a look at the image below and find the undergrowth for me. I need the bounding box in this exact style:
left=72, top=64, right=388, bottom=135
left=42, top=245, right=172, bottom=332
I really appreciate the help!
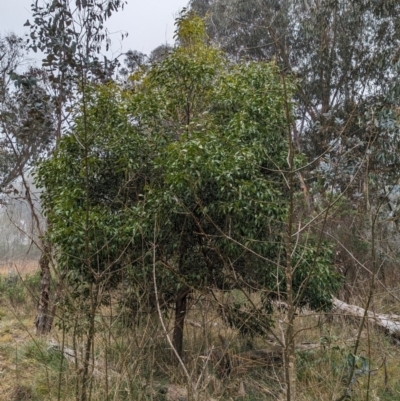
left=0, top=271, right=400, bottom=400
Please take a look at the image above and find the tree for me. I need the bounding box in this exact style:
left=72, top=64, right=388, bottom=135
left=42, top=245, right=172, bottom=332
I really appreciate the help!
left=27, top=0, right=127, bottom=337
left=189, top=0, right=400, bottom=193
left=189, top=0, right=400, bottom=310
left=0, top=35, right=55, bottom=294
left=0, top=34, right=54, bottom=195
left=38, top=12, right=341, bottom=370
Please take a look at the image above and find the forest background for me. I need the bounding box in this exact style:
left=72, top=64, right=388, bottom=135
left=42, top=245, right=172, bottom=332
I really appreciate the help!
left=1, top=1, right=400, bottom=401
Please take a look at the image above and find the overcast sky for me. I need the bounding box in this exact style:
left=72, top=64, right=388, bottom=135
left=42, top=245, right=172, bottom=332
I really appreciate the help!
left=1, top=0, right=190, bottom=58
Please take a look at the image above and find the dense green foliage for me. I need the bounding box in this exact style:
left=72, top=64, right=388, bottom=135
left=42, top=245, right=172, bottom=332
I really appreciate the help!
left=37, top=13, right=340, bottom=344
left=6, top=2, right=400, bottom=400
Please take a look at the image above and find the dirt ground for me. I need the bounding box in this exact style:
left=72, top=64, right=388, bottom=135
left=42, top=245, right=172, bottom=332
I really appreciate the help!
left=0, top=260, right=38, bottom=276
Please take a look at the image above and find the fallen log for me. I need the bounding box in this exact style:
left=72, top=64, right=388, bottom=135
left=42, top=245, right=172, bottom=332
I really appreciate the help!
left=332, top=297, right=400, bottom=343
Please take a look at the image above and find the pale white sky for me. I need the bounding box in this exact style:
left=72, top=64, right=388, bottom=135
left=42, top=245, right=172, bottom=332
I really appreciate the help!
left=0, top=0, right=189, bottom=57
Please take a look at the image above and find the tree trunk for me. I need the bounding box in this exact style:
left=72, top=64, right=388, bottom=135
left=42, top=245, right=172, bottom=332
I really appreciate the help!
left=35, top=242, right=53, bottom=335
left=173, top=289, right=188, bottom=360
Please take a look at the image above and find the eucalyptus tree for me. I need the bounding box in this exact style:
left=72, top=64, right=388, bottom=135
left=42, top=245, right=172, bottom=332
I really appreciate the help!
left=0, top=34, right=54, bottom=196
left=27, top=0, right=127, bottom=138
left=26, top=0, right=127, bottom=336
left=0, top=35, right=54, bottom=291
left=189, top=0, right=400, bottom=195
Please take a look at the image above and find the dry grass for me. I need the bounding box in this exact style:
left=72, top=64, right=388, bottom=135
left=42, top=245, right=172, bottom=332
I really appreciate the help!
left=0, top=302, right=36, bottom=399
left=0, top=277, right=400, bottom=400
left=0, top=260, right=38, bottom=277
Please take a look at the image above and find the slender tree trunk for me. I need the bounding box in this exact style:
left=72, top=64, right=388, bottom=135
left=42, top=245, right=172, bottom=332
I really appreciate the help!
left=35, top=242, right=53, bottom=335
left=282, top=69, right=297, bottom=401
left=19, top=176, right=55, bottom=336
left=81, top=282, right=99, bottom=401
left=173, top=289, right=188, bottom=360
left=284, top=276, right=297, bottom=401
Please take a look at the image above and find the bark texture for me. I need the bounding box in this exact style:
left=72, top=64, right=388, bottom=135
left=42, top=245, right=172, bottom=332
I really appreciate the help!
left=173, top=289, right=188, bottom=359
left=35, top=243, right=53, bottom=335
